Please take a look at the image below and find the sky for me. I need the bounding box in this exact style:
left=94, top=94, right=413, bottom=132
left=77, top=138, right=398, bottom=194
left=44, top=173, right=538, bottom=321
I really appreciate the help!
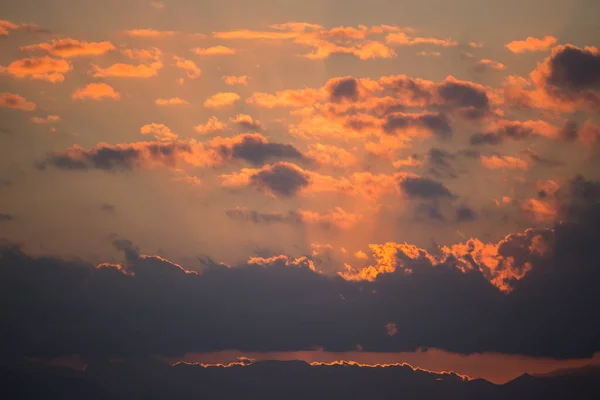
left=1, top=0, right=600, bottom=384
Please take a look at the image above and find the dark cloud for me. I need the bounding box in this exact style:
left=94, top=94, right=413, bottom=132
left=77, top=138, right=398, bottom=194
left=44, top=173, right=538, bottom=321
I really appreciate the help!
left=329, top=77, right=359, bottom=103
left=538, top=45, right=600, bottom=111
left=559, top=120, right=579, bottom=142
left=383, top=112, right=452, bottom=138
left=400, top=176, right=454, bottom=199
left=2, top=176, right=600, bottom=361
left=225, top=208, right=303, bottom=224
left=250, top=163, right=310, bottom=196
left=436, top=80, right=490, bottom=119
left=100, top=204, right=116, bottom=213
left=470, top=122, right=543, bottom=146
left=37, top=141, right=192, bottom=172
left=456, top=205, right=477, bottom=222
left=218, top=134, right=303, bottom=166
left=427, top=148, right=457, bottom=178
left=523, top=148, right=565, bottom=168
left=469, top=132, right=502, bottom=145
left=416, top=202, right=445, bottom=221
left=0, top=213, right=13, bottom=222
left=5, top=358, right=600, bottom=400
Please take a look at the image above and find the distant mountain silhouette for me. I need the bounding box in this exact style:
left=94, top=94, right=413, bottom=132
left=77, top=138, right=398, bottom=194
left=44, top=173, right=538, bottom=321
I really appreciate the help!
left=1, top=358, right=599, bottom=399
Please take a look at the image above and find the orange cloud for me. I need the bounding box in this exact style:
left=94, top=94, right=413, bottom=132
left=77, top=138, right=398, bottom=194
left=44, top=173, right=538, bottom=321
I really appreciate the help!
left=215, top=24, right=399, bottom=59
left=150, top=1, right=165, bottom=9
left=90, top=61, right=163, bottom=78
left=520, top=198, right=557, bottom=222
left=204, top=92, right=240, bottom=108
left=305, top=144, right=357, bottom=167
left=194, top=116, right=228, bottom=134
left=476, top=59, right=506, bottom=71
left=2, top=56, right=71, bottom=82
left=247, top=88, right=325, bottom=108
left=140, top=123, right=178, bottom=141
left=0, top=92, right=36, bottom=111
left=72, top=83, right=120, bottom=100
left=31, top=115, right=60, bottom=124
left=222, top=75, right=248, bottom=86
left=0, top=19, right=41, bottom=36
left=386, top=32, right=457, bottom=47
left=124, top=29, right=176, bottom=37
left=229, top=113, right=262, bottom=131
left=155, top=97, right=189, bottom=105
left=192, top=46, right=237, bottom=55
left=173, top=56, right=201, bottom=79
left=21, top=39, right=115, bottom=57
left=506, top=36, right=557, bottom=54
left=481, top=155, right=528, bottom=170
left=392, top=156, right=422, bottom=168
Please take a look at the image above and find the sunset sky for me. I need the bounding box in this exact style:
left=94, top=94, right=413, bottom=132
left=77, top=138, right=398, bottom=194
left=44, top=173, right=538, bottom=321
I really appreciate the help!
left=1, top=0, right=600, bottom=385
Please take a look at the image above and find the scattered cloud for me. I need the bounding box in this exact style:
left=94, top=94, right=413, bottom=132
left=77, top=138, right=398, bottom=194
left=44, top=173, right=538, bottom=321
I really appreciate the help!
left=192, top=46, right=237, bottom=55
left=140, top=123, right=178, bottom=141
left=72, top=82, right=121, bottom=101
left=155, top=97, right=189, bottom=106
left=31, top=115, right=60, bottom=124
left=124, top=29, right=177, bottom=37
left=204, top=92, right=241, bottom=108
left=2, top=56, right=71, bottom=82
left=90, top=61, right=163, bottom=78
left=506, top=36, right=557, bottom=54
left=173, top=56, right=201, bottom=79
left=21, top=39, right=115, bottom=57
left=194, top=116, right=227, bottom=134
left=222, top=75, right=248, bottom=86
left=0, top=92, right=36, bottom=111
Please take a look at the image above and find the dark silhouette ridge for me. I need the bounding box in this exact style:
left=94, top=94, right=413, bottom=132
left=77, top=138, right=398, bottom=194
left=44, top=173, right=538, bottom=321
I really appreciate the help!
left=1, top=358, right=599, bottom=399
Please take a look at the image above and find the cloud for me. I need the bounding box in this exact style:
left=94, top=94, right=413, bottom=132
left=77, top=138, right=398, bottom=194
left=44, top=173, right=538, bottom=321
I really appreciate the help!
left=72, top=83, right=120, bottom=101
left=194, top=116, right=227, bottom=134
left=192, top=46, right=237, bottom=56
left=530, top=44, right=600, bottom=112
left=456, top=205, right=477, bottom=222
left=211, top=134, right=303, bottom=166
left=124, top=29, right=176, bottom=37
left=305, top=144, right=357, bottom=168
left=100, top=203, right=116, bottom=213
left=399, top=176, right=454, bottom=199
left=150, top=0, right=165, bottom=9
left=4, top=176, right=600, bottom=359
left=229, top=114, right=263, bottom=131
left=469, top=119, right=557, bottom=145
left=122, top=47, right=162, bottom=61
left=506, top=36, right=557, bottom=54
left=173, top=56, right=201, bottom=79
left=385, top=32, right=457, bottom=47
left=21, top=39, right=115, bottom=57
left=480, top=155, right=528, bottom=170
left=31, top=115, right=60, bottom=124
left=475, top=59, right=506, bottom=72
left=383, top=112, right=452, bottom=139
left=0, top=92, right=36, bottom=111
left=0, top=19, right=42, bottom=36
left=2, top=56, right=71, bottom=82
left=204, top=92, right=241, bottom=108
left=222, top=75, right=248, bottom=86
left=297, top=208, right=363, bottom=230
left=250, top=162, right=310, bottom=196
left=214, top=24, right=399, bottom=60
left=155, top=97, right=189, bottom=106
left=0, top=213, right=13, bottom=221
left=140, top=123, right=178, bottom=141
left=90, top=61, right=163, bottom=78
left=37, top=140, right=205, bottom=171
left=225, top=208, right=303, bottom=225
